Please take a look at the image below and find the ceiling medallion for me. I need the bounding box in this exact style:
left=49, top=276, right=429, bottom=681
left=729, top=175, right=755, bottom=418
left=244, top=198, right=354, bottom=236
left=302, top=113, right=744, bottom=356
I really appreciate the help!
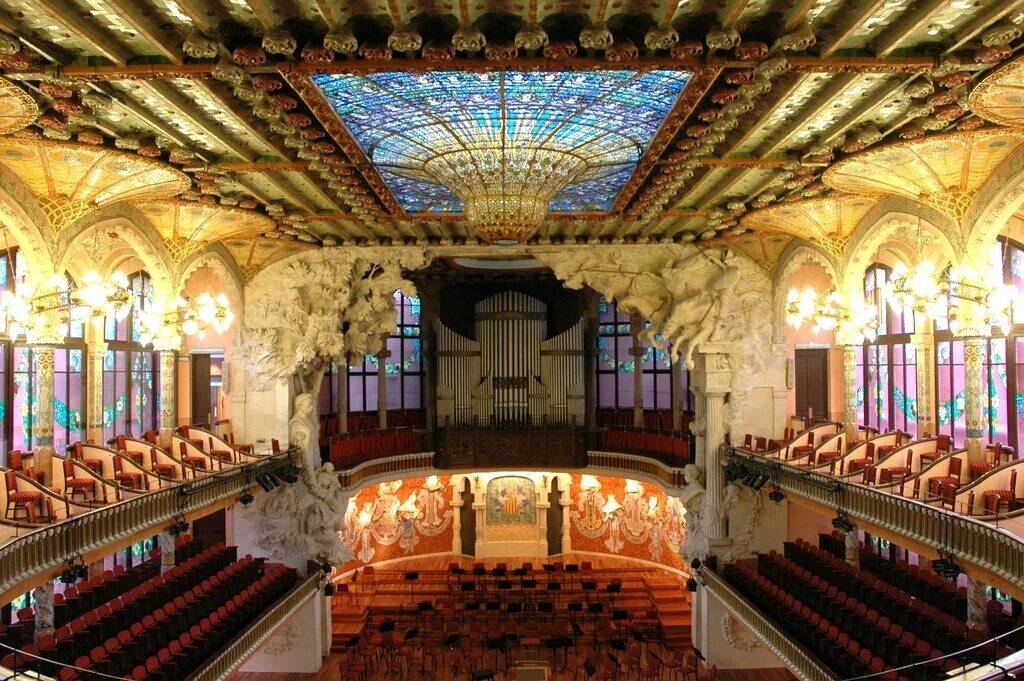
left=968, top=54, right=1024, bottom=126
left=312, top=69, right=690, bottom=244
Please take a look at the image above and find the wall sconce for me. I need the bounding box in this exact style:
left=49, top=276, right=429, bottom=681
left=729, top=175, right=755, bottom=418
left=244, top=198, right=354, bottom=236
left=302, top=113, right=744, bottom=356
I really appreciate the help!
left=398, top=493, right=420, bottom=521
left=581, top=475, right=599, bottom=491
left=602, top=495, right=623, bottom=519
left=358, top=508, right=372, bottom=528
left=424, top=475, right=442, bottom=492
left=625, top=479, right=641, bottom=495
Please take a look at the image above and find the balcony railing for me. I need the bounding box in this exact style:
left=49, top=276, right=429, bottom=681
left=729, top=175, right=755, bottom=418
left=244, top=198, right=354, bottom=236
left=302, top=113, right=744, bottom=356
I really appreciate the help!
left=0, top=450, right=295, bottom=603
left=188, top=570, right=321, bottom=681
left=727, top=447, right=1024, bottom=596
left=700, top=566, right=839, bottom=681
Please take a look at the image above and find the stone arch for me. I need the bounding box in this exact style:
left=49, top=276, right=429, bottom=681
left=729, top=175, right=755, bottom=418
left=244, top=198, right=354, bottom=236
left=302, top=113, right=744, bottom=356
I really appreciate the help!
left=0, top=162, right=55, bottom=283
left=55, top=204, right=175, bottom=304
left=840, top=200, right=958, bottom=300
left=771, top=240, right=839, bottom=344
left=963, top=144, right=1024, bottom=267
left=175, top=244, right=246, bottom=342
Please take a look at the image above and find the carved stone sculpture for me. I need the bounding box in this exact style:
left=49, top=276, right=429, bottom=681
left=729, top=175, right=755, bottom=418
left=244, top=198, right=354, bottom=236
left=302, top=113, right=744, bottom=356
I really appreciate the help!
left=242, top=248, right=430, bottom=567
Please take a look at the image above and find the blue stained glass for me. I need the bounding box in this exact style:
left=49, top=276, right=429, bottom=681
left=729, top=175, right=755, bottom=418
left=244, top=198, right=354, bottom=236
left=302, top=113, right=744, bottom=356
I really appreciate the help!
left=312, top=69, right=690, bottom=214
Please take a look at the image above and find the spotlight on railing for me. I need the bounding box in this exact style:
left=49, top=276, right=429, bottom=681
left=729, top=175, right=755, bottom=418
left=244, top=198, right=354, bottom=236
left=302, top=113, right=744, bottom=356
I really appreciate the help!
left=932, top=552, right=961, bottom=580
left=239, top=489, right=254, bottom=505
left=831, top=511, right=854, bottom=533
left=168, top=518, right=190, bottom=537
left=255, top=474, right=276, bottom=492
left=768, top=487, right=785, bottom=504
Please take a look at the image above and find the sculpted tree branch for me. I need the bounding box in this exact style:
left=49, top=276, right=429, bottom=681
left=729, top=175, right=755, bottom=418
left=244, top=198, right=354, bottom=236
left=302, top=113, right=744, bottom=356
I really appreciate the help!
left=239, top=247, right=430, bottom=566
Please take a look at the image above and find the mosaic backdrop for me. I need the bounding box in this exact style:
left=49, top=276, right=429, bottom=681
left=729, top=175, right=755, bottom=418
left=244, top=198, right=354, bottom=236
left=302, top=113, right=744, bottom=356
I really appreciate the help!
left=485, top=476, right=537, bottom=525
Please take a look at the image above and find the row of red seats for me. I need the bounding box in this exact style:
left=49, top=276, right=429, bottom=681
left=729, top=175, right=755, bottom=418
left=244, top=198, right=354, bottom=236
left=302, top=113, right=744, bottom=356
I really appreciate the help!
left=4, top=543, right=239, bottom=674
left=727, top=560, right=917, bottom=681
left=757, top=551, right=962, bottom=676
left=126, top=563, right=295, bottom=681
left=818, top=532, right=968, bottom=619
left=600, top=429, right=689, bottom=464
left=4, top=551, right=281, bottom=680
left=783, top=540, right=973, bottom=656
left=329, top=428, right=421, bottom=469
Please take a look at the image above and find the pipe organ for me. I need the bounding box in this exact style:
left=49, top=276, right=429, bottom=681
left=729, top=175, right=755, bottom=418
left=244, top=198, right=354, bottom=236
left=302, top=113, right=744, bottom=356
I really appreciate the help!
left=437, top=292, right=584, bottom=426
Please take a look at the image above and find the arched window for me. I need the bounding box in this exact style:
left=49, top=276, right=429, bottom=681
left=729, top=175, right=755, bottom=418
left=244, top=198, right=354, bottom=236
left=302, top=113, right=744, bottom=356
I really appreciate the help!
left=596, top=296, right=692, bottom=419
left=345, top=291, right=423, bottom=418
left=858, top=264, right=918, bottom=437
left=936, top=237, right=1024, bottom=451
left=102, top=271, right=160, bottom=441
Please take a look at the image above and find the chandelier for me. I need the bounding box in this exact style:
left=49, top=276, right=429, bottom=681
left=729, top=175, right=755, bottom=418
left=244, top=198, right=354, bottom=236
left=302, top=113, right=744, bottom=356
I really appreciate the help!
left=138, top=293, right=234, bottom=350
left=785, top=288, right=878, bottom=343
left=426, top=147, right=588, bottom=245
left=0, top=271, right=132, bottom=340
left=887, top=261, right=1016, bottom=334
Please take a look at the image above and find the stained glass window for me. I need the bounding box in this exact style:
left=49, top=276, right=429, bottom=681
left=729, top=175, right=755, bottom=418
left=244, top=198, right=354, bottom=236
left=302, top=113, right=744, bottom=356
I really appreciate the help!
left=596, top=297, right=692, bottom=415
left=860, top=264, right=916, bottom=435
left=53, top=348, right=84, bottom=452
left=104, top=272, right=159, bottom=440
left=312, top=70, right=690, bottom=214
left=12, top=345, right=33, bottom=451
left=937, top=339, right=967, bottom=446
left=346, top=292, right=422, bottom=418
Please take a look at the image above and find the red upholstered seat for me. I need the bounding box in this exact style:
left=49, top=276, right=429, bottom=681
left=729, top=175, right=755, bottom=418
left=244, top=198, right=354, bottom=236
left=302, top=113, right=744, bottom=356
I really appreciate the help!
left=971, top=461, right=997, bottom=477
left=63, top=460, right=96, bottom=501
left=8, top=490, right=42, bottom=502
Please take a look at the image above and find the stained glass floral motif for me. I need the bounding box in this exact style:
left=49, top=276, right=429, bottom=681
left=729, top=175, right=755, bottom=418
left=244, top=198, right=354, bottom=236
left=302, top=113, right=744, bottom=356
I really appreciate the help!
left=312, top=70, right=690, bottom=213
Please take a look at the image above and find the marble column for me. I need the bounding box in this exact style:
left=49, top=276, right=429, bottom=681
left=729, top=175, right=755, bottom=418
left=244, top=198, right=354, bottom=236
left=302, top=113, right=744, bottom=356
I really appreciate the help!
left=159, top=350, right=177, bottom=432
left=451, top=491, right=463, bottom=554
left=87, top=342, right=107, bottom=445
left=33, top=581, right=54, bottom=637
left=842, top=345, right=859, bottom=441
left=377, top=350, right=389, bottom=429
left=630, top=314, right=644, bottom=428
left=560, top=488, right=572, bottom=553
left=691, top=345, right=732, bottom=541
left=911, top=327, right=935, bottom=437
left=537, top=497, right=550, bottom=557
left=159, top=531, right=176, bottom=575
left=963, top=336, right=986, bottom=467
left=844, top=528, right=859, bottom=567
left=966, top=576, right=989, bottom=634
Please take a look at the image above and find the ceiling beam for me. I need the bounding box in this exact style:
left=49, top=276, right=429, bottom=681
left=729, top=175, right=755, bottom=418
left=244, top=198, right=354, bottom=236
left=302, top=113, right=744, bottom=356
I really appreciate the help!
left=218, top=161, right=311, bottom=172
left=0, top=11, right=72, bottom=63
left=101, top=0, right=184, bottom=63
left=943, top=0, right=1024, bottom=53
left=817, top=0, right=892, bottom=57
left=719, top=0, right=752, bottom=28
left=142, top=81, right=256, bottom=161
left=872, top=0, right=949, bottom=57
left=783, top=0, right=818, bottom=31
left=35, top=0, right=133, bottom=64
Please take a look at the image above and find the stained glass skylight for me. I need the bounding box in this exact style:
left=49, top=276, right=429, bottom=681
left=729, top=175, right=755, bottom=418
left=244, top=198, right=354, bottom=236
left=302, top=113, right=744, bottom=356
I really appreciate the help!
left=312, top=70, right=690, bottom=215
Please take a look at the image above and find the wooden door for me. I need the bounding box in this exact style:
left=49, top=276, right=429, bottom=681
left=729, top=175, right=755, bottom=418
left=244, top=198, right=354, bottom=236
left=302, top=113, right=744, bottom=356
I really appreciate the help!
left=191, top=354, right=212, bottom=426
left=794, top=349, right=829, bottom=421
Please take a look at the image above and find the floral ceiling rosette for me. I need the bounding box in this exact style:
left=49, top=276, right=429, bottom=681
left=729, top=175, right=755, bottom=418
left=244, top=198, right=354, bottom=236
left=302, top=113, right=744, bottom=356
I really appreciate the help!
left=0, top=77, right=38, bottom=135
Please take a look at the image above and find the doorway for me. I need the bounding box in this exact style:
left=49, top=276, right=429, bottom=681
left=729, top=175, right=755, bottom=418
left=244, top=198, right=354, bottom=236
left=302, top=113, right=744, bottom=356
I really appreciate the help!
left=190, top=352, right=224, bottom=427
left=794, top=348, right=829, bottom=421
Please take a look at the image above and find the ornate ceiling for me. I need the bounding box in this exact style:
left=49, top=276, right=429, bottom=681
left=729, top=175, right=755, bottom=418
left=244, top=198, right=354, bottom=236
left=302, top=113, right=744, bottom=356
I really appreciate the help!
left=0, top=0, right=1021, bottom=277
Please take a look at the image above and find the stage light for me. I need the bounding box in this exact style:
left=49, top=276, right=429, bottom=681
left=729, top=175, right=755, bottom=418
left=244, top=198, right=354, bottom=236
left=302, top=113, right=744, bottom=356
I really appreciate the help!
left=831, top=512, right=854, bottom=533
left=686, top=578, right=698, bottom=592
left=321, top=562, right=333, bottom=574
left=324, top=582, right=336, bottom=597
left=239, top=490, right=254, bottom=505
left=751, top=474, right=769, bottom=491
left=690, top=558, right=702, bottom=571
left=768, top=487, right=785, bottom=504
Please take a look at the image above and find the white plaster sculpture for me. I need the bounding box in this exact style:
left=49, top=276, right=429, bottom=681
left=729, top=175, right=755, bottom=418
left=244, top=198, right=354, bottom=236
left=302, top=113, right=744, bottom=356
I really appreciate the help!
left=536, top=245, right=774, bottom=433
left=241, top=247, right=430, bottom=567
left=677, top=463, right=740, bottom=563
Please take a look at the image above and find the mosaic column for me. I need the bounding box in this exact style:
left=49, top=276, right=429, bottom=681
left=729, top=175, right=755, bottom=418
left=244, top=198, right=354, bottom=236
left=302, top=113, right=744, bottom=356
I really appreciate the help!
left=159, top=351, right=177, bottom=432
left=966, top=576, right=989, bottom=634
left=912, top=332, right=935, bottom=437
left=33, top=345, right=55, bottom=449
left=159, top=531, right=176, bottom=574
left=377, top=349, right=389, bottom=429
left=963, top=336, right=986, bottom=467
left=691, top=345, right=732, bottom=541
left=87, top=342, right=107, bottom=445
left=33, top=582, right=54, bottom=637
left=842, top=345, right=859, bottom=442
left=844, top=528, right=859, bottom=567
